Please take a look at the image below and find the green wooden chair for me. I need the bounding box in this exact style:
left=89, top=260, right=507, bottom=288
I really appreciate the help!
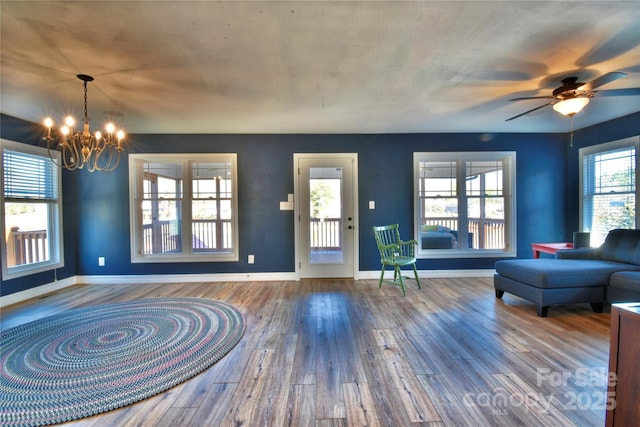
left=372, top=224, right=421, bottom=296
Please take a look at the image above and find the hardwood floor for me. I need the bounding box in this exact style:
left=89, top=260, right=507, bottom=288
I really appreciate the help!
left=1, top=277, right=613, bottom=426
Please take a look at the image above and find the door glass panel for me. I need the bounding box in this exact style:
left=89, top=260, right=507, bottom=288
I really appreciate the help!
left=309, top=167, right=343, bottom=264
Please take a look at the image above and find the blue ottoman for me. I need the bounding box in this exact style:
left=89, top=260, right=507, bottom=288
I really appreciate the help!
left=493, top=258, right=631, bottom=316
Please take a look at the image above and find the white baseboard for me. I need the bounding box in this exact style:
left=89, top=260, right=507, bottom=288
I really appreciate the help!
left=358, top=269, right=495, bottom=279
left=0, top=276, right=78, bottom=308
left=2, top=269, right=496, bottom=306
left=75, top=272, right=299, bottom=285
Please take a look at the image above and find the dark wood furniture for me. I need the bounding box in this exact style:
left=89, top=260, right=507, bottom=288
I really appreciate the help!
left=606, top=303, right=640, bottom=426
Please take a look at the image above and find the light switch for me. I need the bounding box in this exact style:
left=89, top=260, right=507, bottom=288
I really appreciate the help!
left=369, top=201, right=375, bottom=209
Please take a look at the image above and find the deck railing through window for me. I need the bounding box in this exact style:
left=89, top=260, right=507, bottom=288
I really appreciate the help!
left=5, top=227, right=48, bottom=266
left=310, top=218, right=342, bottom=249
left=143, top=219, right=233, bottom=254
left=468, top=218, right=505, bottom=249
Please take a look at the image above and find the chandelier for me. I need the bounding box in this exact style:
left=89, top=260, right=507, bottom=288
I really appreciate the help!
left=43, top=74, right=125, bottom=172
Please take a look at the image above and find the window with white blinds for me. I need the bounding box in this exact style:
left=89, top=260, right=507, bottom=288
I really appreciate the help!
left=580, top=137, right=639, bottom=246
left=3, top=149, right=58, bottom=200
left=1, top=139, right=63, bottom=280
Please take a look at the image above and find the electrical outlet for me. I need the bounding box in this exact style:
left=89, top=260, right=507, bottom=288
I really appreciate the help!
left=369, top=201, right=375, bottom=209
left=98, top=256, right=105, bottom=266
left=248, top=254, right=255, bottom=264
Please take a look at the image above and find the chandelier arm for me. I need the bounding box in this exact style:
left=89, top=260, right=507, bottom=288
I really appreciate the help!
left=60, top=145, right=70, bottom=169
left=60, top=143, right=74, bottom=170
left=87, top=157, right=97, bottom=173
left=66, top=136, right=84, bottom=170
left=95, top=135, right=109, bottom=154
left=92, top=143, right=120, bottom=172
left=105, top=147, right=123, bottom=172
left=91, top=146, right=107, bottom=172
left=45, top=138, right=70, bottom=170
left=59, top=148, right=71, bottom=169
left=106, top=150, right=123, bottom=171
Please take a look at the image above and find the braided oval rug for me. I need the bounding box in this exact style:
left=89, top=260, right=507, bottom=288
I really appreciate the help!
left=0, top=298, right=244, bottom=427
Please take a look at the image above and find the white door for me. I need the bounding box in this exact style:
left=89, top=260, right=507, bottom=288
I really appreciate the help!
left=295, top=154, right=358, bottom=278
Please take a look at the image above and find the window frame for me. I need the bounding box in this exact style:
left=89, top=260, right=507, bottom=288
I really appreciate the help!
left=1, top=139, right=64, bottom=280
left=579, top=136, right=639, bottom=246
left=413, top=151, right=516, bottom=259
left=129, top=153, right=239, bottom=263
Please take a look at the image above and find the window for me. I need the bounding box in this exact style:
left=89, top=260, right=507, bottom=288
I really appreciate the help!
left=129, top=153, right=238, bottom=262
left=580, top=137, right=638, bottom=246
left=414, top=152, right=516, bottom=258
left=1, top=139, right=63, bottom=280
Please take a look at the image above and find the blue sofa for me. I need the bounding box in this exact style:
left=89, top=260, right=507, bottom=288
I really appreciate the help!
left=494, top=229, right=640, bottom=317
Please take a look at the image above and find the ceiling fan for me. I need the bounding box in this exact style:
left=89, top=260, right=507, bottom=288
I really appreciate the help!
left=506, top=72, right=640, bottom=121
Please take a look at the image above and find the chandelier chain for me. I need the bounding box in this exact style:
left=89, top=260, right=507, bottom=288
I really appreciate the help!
left=84, top=80, right=89, bottom=124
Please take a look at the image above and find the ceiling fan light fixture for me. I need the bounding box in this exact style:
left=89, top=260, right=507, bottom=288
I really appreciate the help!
left=552, top=97, right=590, bottom=117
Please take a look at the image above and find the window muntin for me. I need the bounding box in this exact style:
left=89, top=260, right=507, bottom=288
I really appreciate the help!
left=1, top=139, right=63, bottom=280
left=580, top=137, right=638, bottom=246
left=414, top=152, right=516, bottom=258
left=130, top=154, right=238, bottom=262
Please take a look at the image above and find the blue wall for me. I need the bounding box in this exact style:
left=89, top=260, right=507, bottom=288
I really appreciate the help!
left=3, top=111, right=637, bottom=297
left=72, top=132, right=569, bottom=275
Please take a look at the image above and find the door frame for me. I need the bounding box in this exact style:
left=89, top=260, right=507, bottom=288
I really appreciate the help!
left=293, top=153, right=359, bottom=280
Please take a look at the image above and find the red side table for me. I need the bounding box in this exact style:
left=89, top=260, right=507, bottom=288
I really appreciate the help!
left=531, top=242, right=574, bottom=258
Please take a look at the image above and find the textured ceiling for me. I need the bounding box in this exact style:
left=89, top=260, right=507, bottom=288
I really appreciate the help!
left=1, top=1, right=639, bottom=135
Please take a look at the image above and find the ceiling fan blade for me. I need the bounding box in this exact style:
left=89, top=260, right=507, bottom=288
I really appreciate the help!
left=578, top=72, right=626, bottom=91
left=508, top=96, right=556, bottom=101
left=593, top=88, right=640, bottom=97
left=505, top=102, right=555, bottom=121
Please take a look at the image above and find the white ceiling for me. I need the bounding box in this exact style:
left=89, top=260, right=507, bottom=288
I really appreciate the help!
left=1, top=1, right=639, bottom=135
